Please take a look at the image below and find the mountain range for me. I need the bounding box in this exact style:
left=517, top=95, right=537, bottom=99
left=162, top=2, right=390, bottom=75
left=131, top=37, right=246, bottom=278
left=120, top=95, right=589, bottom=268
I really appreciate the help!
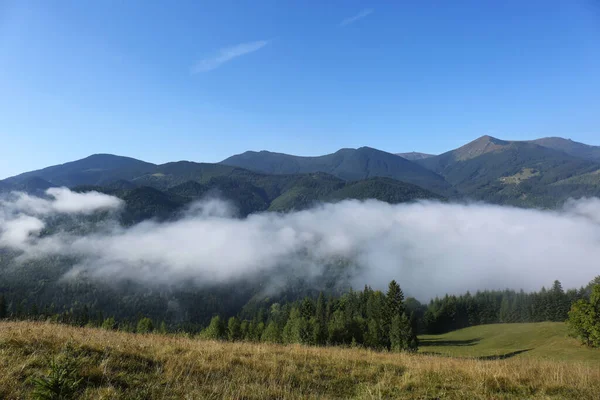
left=2, top=135, right=599, bottom=219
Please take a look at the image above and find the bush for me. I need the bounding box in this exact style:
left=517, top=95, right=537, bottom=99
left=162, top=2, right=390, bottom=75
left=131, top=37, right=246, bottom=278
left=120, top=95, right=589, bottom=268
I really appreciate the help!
left=567, top=283, right=600, bottom=347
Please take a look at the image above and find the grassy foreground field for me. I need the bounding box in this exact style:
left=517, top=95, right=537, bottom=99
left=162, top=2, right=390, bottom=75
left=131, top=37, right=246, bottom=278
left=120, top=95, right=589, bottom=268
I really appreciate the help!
left=420, top=322, right=600, bottom=363
left=0, top=321, right=599, bottom=399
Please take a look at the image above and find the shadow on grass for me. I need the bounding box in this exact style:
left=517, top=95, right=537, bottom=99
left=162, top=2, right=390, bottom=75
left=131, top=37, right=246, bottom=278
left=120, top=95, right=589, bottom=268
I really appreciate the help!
left=420, top=348, right=533, bottom=361
left=419, top=337, right=482, bottom=347
left=475, top=349, right=532, bottom=360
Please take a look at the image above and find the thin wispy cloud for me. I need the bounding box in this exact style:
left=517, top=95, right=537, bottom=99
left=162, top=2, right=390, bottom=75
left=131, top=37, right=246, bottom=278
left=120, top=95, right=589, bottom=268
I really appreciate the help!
left=339, top=9, right=374, bottom=27
left=191, top=40, right=269, bottom=73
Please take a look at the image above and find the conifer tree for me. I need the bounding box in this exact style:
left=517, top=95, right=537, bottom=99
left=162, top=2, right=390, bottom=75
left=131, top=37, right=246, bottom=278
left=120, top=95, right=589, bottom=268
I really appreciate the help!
left=101, top=317, right=116, bottom=330
left=313, top=293, right=327, bottom=345
left=203, top=316, right=225, bottom=340
left=384, top=280, right=405, bottom=349
left=389, top=315, right=404, bottom=351
left=261, top=321, right=282, bottom=343
left=136, top=317, right=154, bottom=333
left=228, top=316, right=242, bottom=341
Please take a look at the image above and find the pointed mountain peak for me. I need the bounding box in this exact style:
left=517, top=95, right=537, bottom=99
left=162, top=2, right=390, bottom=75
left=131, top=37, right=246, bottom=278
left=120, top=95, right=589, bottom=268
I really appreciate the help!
left=453, top=135, right=511, bottom=161
left=472, top=135, right=508, bottom=145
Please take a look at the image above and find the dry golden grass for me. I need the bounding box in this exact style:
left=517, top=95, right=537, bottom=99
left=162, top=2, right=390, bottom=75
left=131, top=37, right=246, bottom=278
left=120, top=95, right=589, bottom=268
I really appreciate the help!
left=0, top=321, right=598, bottom=399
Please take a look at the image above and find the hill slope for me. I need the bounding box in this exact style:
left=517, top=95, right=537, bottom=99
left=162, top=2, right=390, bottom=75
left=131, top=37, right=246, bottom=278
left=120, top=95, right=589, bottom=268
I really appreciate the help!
left=531, top=137, right=600, bottom=162
left=417, top=136, right=600, bottom=206
left=420, top=322, right=600, bottom=363
left=71, top=172, right=441, bottom=223
left=3, top=155, right=442, bottom=219
left=3, top=154, right=156, bottom=187
left=0, top=321, right=597, bottom=399
left=221, top=147, right=453, bottom=196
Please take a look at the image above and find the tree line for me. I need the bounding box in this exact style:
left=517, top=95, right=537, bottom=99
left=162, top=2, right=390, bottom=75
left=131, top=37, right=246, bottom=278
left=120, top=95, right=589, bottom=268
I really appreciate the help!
left=422, top=280, right=581, bottom=334
left=200, top=280, right=418, bottom=352
left=1, top=277, right=599, bottom=349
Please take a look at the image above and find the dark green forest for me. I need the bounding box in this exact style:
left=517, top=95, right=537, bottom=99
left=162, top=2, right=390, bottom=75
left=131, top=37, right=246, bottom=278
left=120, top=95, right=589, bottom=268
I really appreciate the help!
left=1, top=273, right=598, bottom=350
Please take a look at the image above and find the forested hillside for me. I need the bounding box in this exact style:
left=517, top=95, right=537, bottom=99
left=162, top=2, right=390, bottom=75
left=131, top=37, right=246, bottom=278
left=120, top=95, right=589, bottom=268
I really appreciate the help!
left=531, top=137, right=600, bottom=163
left=416, top=136, right=600, bottom=207
left=1, top=137, right=600, bottom=345
left=221, top=147, right=454, bottom=196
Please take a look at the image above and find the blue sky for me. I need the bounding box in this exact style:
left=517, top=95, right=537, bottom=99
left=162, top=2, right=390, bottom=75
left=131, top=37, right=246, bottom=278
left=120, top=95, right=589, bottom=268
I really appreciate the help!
left=1, top=0, right=599, bottom=178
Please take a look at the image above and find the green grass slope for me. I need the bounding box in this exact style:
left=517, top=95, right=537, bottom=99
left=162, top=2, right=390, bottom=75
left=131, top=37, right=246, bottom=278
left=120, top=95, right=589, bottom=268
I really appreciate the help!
left=419, top=322, right=600, bottom=363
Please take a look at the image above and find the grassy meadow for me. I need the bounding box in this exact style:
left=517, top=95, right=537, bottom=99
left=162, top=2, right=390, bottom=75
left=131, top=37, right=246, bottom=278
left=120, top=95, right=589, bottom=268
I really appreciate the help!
left=420, top=322, right=600, bottom=363
left=0, top=321, right=598, bottom=399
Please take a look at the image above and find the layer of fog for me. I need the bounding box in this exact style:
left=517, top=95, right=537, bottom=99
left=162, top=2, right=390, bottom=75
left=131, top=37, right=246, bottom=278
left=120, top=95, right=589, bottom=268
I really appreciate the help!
left=1, top=188, right=599, bottom=300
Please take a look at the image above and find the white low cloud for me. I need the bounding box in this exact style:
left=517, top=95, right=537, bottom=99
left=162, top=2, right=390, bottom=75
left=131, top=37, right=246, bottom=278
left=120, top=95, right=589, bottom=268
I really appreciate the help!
left=0, top=215, right=45, bottom=248
left=1, top=189, right=599, bottom=300
left=1, top=187, right=123, bottom=216
left=339, top=9, right=374, bottom=27
left=191, top=40, right=269, bottom=73
left=0, top=187, right=123, bottom=250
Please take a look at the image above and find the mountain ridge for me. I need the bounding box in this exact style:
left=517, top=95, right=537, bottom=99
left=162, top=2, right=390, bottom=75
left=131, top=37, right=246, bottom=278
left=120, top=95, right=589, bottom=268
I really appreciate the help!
left=220, top=146, right=453, bottom=196
left=415, top=135, right=600, bottom=207
left=3, top=135, right=600, bottom=210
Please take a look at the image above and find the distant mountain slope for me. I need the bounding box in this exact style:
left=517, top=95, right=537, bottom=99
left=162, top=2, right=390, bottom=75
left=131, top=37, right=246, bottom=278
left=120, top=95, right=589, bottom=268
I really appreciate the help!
left=417, top=135, right=600, bottom=207
left=12, top=177, right=55, bottom=194
left=221, top=147, right=452, bottom=196
left=5, top=134, right=600, bottom=212
left=530, top=137, right=600, bottom=162
left=3, top=154, right=156, bottom=187
left=131, top=162, right=241, bottom=190
left=396, top=152, right=435, bottom=161
left=73, top=171, right=442, bottom=222
left=164, top=173, right=443, bottom=216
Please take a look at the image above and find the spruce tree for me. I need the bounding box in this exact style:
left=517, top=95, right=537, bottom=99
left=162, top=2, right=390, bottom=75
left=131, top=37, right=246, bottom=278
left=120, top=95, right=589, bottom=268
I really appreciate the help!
left=136, top=317, right=154, bottom=333
left=203, top=316, right=225, bottom=340
left=365, top=318, right=382, bottom=349
left=385, top=280, right=406, bottom=319
left=314, top=293, right=327, bottom=345
left=283, top=308, right=302, bottom=344
left=240, top=320, right=249, bottom=340
left=158, top=321, right=168, bottom=334
left=101, top=317, right=116, bottom=330
left=383, top=280, right=405, bottom=349
left=228, top=317, right=242, bottom=341
left=389, top=315, right=404, bottom=351
left=261, top=321, right=282, bottom=343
